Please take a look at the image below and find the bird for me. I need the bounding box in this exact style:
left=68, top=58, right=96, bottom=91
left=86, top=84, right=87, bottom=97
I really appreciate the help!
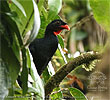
left=29, top=19, right=70, bottom=75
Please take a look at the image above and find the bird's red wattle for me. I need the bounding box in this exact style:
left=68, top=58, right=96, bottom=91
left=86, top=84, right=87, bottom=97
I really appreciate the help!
left=54, top=25, right=70, bottom=36
left=54, top=30, right=62, bottom=35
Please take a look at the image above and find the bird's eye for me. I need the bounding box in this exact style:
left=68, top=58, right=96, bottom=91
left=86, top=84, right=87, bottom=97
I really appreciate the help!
left=56, top=21, right=60, bottom=25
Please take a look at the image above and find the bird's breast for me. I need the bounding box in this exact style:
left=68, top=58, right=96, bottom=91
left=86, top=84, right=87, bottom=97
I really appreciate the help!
left=44, top=35, right=58, bottom=57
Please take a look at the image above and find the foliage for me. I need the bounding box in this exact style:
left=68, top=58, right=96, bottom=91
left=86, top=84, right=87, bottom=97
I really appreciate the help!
left=90, top=0, right=110, bottom=32
left=69, top=88, right=88, bottom=100
left=0, top=0, right=109, bottom=100
left=50, top=88, right=63, bottom=100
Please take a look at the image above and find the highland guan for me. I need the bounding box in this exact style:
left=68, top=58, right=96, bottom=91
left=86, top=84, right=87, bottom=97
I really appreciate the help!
left=29, top=19, right=70, bottom=75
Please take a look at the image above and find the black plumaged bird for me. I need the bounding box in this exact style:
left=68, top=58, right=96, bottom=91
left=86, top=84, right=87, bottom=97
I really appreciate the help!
left=29, top=19, right=70, bottom=75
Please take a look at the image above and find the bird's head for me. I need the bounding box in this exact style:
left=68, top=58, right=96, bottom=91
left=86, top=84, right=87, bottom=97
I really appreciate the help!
left=46, top=19, right=70, bottom=36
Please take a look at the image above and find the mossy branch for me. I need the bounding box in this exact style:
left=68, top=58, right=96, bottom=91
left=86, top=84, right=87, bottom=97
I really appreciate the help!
left=44, top=52, right=102, bottom=96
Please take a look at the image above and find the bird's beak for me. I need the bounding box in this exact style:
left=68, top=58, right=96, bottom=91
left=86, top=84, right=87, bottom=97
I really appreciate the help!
left=60, top=25, right=70, bottom=31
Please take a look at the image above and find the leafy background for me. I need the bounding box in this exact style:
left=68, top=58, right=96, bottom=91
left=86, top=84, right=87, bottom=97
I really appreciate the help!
left=0, top=0, right=110, bottom=100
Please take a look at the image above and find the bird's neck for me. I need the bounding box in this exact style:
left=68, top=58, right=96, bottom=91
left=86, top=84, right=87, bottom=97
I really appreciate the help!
left=44, top=29, right=56, bottom=37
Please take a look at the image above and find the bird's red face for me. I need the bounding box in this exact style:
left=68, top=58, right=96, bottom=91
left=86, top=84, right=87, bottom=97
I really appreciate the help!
left=46, top=19, right=70, bottom=36
left=54, top=24, right=70, bottom=35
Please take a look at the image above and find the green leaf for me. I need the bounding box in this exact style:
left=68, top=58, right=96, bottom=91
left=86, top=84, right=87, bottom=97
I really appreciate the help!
left=1, top=0, right=10, bottom=12
left=42, top=68, right=51, bottom=83
left=11, top=0, right=26, bottom=17
left=55, top=49, right=65, bottom=65
left=89, top=0, right=110, bottom=32
left=1, top=1, right=23, bottom=46
left=25, top=0, right=40, bottom=45
left=1, top=13, right=22, bottom=61
left=1, top=35, right=20, bottom=84
left=9, top=0, right=34, bottom=35
left=38, top=0, right=44, bottom=13
left=69, top=88, right=88, bottom=100
left=20, top=48, right=28, bottom=95
left=6, top=11, right=22, bottom=25
left=37, top=14, right=49, bottom=38
left=26, top=49, right=31, bottom=68
left=30, top=52, right=44, bottom=100
left=50, top=87, right=63, bottom=100
left=11, top=33, right=21, bottom=61
left=0, top=59, right=11, bottom=100
left=54, top=15, right=61, bottom=20
left=42, top=62, right=55, bottom=83
left=57, top=35, right=64, bottom=48
left=58, top=44, right=67, bottom=64
left=48, top=0, right=62, bottom=20
left=6, top=15, right=23, bottom=46
left=37, top=14, right=60, bottom=39
left=42, top=7, right=48, bottom=20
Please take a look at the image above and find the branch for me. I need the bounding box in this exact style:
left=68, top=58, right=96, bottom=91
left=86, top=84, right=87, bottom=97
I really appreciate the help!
left=70, top=14, right=93, bottom=30
left=44, top=52, right=102, bottom=96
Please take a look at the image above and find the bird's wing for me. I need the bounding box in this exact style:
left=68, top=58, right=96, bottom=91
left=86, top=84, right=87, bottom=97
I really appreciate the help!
left=29, top=39, right=52, bottom=75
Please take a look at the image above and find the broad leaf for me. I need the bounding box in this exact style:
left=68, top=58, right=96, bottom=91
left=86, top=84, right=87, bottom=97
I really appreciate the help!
left=1, top=1, right=23, bottom=46
left=42, top=61, right=55, bottom=84
left=20, top=48, right=28, bottom=95
left=11, top=0, right=26, bottom=17
left=42, top=68, right=51, bottom=83
left=42, top=61, right=55, bottom=83
left=4, top=15, right=23, bottom=46
left=89, top=0, right=110, bottom=32
left=1, top=0, right=10, bottom=12
left=58, top=44, right=67, bottom=64
left=55, top=49, right=66, bottom=66
left=9, top=0, right=34, bottom=35
left=57, top=35, right=64, bottom=48
left=25, top=0, right=40, bottom=45
left=0, top=59, right=11, bottom=100
left=48, top=0, right=62, bottom=20
left=37, top=12, right=49, bottom=38
left=69, top=88, right=88, bottom=100
left=5, top=11, right=22, bottom=26
left=29, top=52, right=45, bottom=100
left=26, top=49, right=31, bottom=68
left=1, top=35, right=20, bottom=84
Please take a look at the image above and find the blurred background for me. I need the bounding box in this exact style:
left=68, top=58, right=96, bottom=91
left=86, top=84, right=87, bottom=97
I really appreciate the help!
left=49, top=0, right=109, bottom=100
left=0, top=0, right=110, bottom=100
